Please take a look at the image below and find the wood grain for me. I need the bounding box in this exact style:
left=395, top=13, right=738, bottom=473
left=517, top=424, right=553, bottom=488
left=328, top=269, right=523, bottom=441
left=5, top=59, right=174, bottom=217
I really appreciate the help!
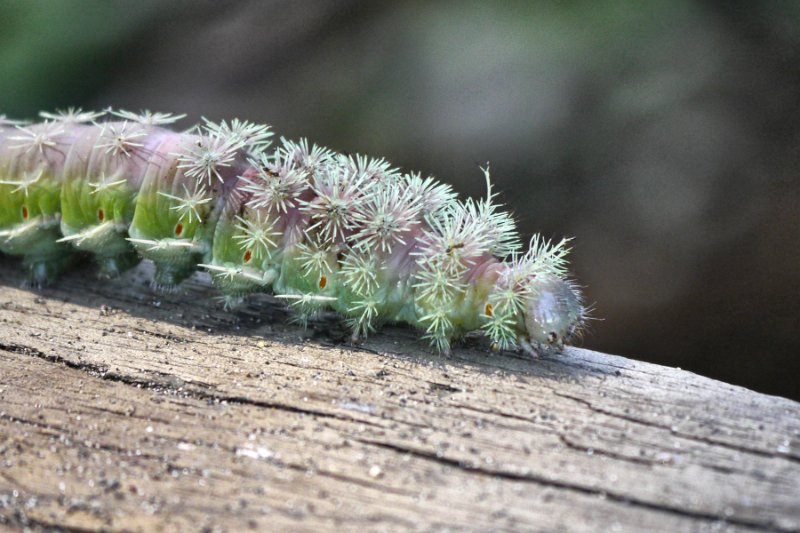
left=0, top=257, right=798, bottom=532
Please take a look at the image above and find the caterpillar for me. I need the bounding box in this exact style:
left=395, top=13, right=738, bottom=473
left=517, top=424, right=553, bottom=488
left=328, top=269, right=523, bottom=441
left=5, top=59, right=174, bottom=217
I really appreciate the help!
left=0, top=108, right=586, bottom=356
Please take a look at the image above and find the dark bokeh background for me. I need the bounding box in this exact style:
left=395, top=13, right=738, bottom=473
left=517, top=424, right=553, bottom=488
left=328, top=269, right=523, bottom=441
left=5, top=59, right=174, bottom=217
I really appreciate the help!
left=1, top=0, right=798, bottom=399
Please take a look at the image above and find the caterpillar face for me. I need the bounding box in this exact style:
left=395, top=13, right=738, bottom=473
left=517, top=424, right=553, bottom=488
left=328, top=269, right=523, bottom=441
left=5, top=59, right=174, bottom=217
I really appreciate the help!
left=524, top=276, right=584, bottom=347
left=0, top=108, right=588, bottom=355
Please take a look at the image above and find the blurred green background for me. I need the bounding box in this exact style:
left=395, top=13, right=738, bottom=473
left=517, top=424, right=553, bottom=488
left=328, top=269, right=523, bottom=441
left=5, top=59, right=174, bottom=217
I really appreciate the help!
left=2, top=0, right=798, bottom=399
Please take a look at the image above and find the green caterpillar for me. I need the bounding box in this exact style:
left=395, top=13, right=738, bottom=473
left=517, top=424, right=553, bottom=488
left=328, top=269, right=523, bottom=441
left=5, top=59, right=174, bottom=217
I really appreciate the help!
left=0, top=108, right=586, bottom=355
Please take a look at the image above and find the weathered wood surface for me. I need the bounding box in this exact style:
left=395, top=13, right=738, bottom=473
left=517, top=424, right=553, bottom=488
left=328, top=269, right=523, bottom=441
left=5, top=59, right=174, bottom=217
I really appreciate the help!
left=0, top=257, right=798, bottom=533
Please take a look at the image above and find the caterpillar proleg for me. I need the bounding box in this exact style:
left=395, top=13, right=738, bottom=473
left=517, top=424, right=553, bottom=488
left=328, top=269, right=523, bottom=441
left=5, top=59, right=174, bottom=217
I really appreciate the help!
left=0, top=108, right=587, bottom=356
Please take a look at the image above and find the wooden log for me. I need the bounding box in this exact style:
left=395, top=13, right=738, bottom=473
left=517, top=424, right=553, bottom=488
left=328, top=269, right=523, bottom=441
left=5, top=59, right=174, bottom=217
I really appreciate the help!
left=0, top=257, right=798, bottom=532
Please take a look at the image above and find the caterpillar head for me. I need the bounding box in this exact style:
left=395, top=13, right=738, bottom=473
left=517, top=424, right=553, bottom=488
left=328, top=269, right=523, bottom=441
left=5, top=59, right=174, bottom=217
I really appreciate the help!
left=524, top=275, right=584, bottom=348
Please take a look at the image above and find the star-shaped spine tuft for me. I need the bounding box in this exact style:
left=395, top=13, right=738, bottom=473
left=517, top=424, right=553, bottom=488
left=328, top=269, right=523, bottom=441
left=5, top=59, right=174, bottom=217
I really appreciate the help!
left=300, top=164, right=373, bottom=244
left=40, top=107, right=105, bottom=124
left=203, top=117, right=273, bottom=155
left=351, top=182, right=422, bottom=253
left=111, top=109, right=186, bottom=126
left=232, top=212, right=280, bottom=259
left=157, top=183, right=213, bottom=224
left=175, top=129, right=245, bottom=185
left=241, top=152, right=308, bottom=213
left=96, top=121, right=147, bottom=158
left=9, top=121, right=65, bottom=155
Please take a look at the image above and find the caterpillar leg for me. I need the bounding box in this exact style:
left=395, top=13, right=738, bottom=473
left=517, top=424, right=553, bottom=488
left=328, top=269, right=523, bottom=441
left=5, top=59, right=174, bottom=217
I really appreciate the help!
left=97, top=250, right=140, bottom=279
left=0, top=217, right=76, bottom=286
left=22, top=253, right=77, bottom=288
left=127, top=237, right=205, bottom=291
left=202, top=263, right=278, bottom=296
left=151, top=259, right=199, bottom=291
left=217, top=294, right=245, bottom=311
left=58, top=222, right=142, bottom=279
left=518, top=338, right=541, bottom=359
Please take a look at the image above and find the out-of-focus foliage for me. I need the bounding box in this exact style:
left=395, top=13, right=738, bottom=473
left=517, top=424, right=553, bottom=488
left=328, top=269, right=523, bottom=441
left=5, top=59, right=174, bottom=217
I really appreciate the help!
left=2, top=0, right=799, bottom=399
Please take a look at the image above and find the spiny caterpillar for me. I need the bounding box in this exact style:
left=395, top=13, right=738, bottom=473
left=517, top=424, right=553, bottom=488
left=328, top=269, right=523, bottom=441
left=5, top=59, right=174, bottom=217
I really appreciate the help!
left=0, top=108, right=587, bottom=356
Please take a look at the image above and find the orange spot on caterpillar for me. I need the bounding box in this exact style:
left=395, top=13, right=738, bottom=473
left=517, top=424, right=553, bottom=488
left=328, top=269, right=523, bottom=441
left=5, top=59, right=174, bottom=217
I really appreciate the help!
left=243, top=250, right=252, bottom=263
left=175, top=223, right=184, bottom=236
left=485, top=303, right=493, bottom=317
left=21, top=206, right=28, bottom=220
left=97, top=208, right=105, bottom=222
left=319, top=275, right=327, bottom=289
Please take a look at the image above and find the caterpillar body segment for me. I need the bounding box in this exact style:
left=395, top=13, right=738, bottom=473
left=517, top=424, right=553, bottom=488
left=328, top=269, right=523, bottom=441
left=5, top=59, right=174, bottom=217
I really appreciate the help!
left=0, top=109, right=588, bottom=355
left=0, top=120, right=84, bottom=284
left=58, top=121, right=154, bottom=278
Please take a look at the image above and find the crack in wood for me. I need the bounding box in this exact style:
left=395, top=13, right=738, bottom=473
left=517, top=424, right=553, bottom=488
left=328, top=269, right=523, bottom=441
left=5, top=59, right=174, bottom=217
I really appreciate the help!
left=352, top=438, right=792, bottom=532
left=0, top=512, right=100, bottom=533
left=0, top=342, right=385, bottom=430
left=553, top=391, right=800, bottom=464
